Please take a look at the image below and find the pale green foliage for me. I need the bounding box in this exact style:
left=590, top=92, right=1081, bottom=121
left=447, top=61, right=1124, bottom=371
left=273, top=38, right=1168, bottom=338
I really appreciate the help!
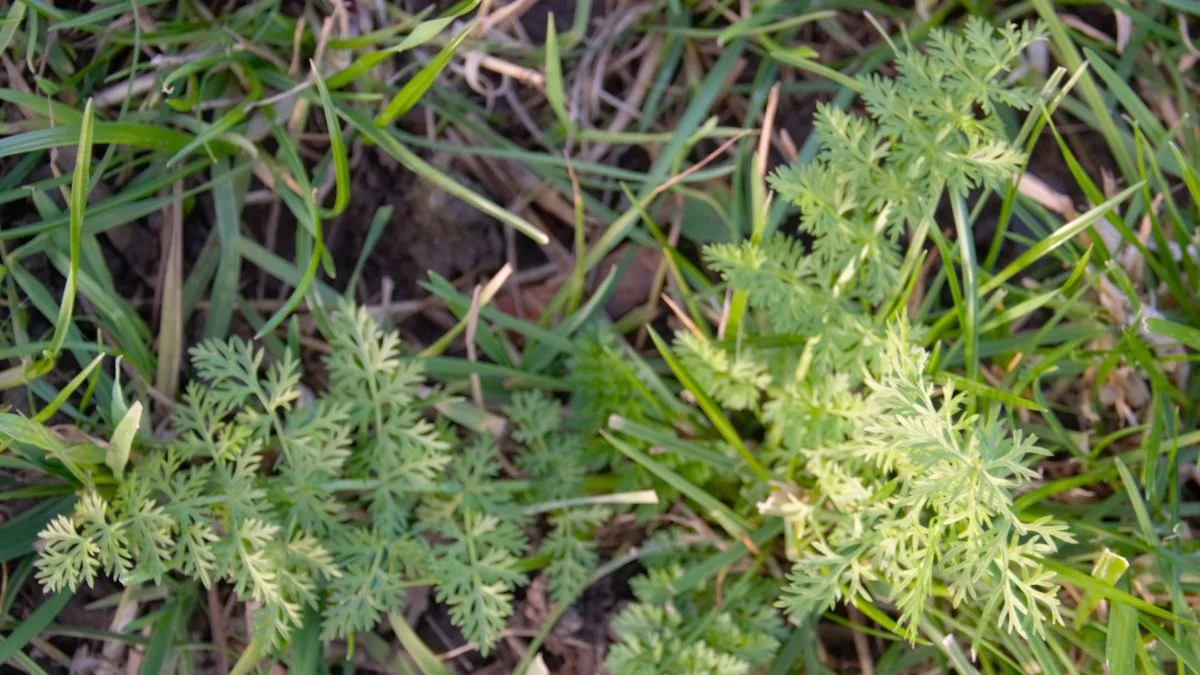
left=32, top=303, right=603, bottom=656
left=764, top=16, right=1046, bottom=306
left=674, top=332, right=771, bottom=411
left=605, top=562, right=785, bottom=675
left=504, top=390, right=606, bottom=605
left=767, top=325, right=1074, bottom=640
left=541, top=506, right=606, bottom=605
left=598, top=18, right=1070, bottom=655
left=566, top=324, right=733, bottom=510
left=567, top=323, right=658, bottom=432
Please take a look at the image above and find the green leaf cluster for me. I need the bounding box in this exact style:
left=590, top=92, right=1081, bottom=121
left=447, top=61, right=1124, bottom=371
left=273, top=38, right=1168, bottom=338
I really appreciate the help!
left=30, top=303, right=601, bottom=656
left=592, top=18, right=1073, bottom=661
left=605, top=561, right=786, bottom=675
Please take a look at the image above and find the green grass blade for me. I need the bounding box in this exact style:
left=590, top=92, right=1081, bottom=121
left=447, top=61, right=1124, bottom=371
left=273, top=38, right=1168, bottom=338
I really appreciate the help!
left=0, top=559, right=34, bottom=618
left=934, top=373, right=1045, bottom=412
left=543, top=14, right=571, bottom=132
left=338, top=106, right=547, bottom=245
left=950, top=193, right=979, bottom=382
left=139, top=596, right=182, bottom=675
left=1043, top=560, right=1200, bottom=628
left=0, top=89, right=82, bottom=125
left=376, top=22, right=474, bottom=128
left=1114, top=457, right=1157, bottom=545
left=0, top=1, right=27, bottom=56
left=769, top=620, right=824, bottom=675
left=324, top=0, right=478, bottom=89
left=344, top=205, right=392, bottom=298
left=982, top=182, right=1143, bottom=294
left=1169, top=143, right=1200, bottom=207
left=607, top=414, right=736, bottom=470
left=646, top=327, right=771, bottom=483
left=717, top=9, right=834, bottom=44
left=4, top=264, right=117, bottom=400
left=1139, top=617, right=1200, bottom=672
left=42, top=248, right=155, bottom=376
left=760, top=36, right=863, bottom=92
left=419, top=273, right=575, bottom=353
left=203, top=160, right=245, bottom=340
left=43, top=98, right=93, bottom=363
left=520, top=266, right=618, bottom=373
left=47, top=0, right=170, bottom=32
left=164, top=105, right=246, bottom=167
left=393, top=0, right=478, bottom=52
left=1105, top=601, right=1138, bottom=675
left=0, top=590, right=72, bottom=664
left=585, top=38, right=747, bottom=268
left=389, top=613, right=451, bottom=675
left=0, top=496, right=73, bottom=563
left=422, top=357, right=565, bottom=391
left=1156, top=0, right=1200, bottom=11
left=1144, top=317, right=1200, bottom=352
left=312, top=64, right=350, bottom=218
left=1083, top=48, right=1166, bottom=143
left=1028, top=0, right=1135, bottom=177
left=255, top=193, right=324, bottom=340
left=668, top=520, right=783, bottom=598
left=0, top=123, right=230, bottom=161
left=601, top=430, right=751, bottom=539
left=236, top=238, right=340, bottom=304
left=288, top=605, right=323, bottom=674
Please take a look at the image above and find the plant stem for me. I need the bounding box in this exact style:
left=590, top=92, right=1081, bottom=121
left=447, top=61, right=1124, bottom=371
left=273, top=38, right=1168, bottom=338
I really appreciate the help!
left=228, top=634, right=267, bottom=675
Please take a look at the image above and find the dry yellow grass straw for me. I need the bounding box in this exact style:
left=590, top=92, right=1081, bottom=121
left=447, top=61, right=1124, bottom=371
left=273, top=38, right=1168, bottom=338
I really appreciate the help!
left=662, top=293, right=702, bottom=339
left=718, top=84, right=779, bottom=340
left=650, top=129, right=755, bottom=201
left=466, top=264, right=514, bottom=407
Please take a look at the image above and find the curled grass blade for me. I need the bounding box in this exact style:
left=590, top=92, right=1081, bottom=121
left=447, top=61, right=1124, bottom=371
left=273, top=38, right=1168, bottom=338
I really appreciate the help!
left=31, top=354, right=104, bottom=424
left=312, top=64, right=350, bottom=219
